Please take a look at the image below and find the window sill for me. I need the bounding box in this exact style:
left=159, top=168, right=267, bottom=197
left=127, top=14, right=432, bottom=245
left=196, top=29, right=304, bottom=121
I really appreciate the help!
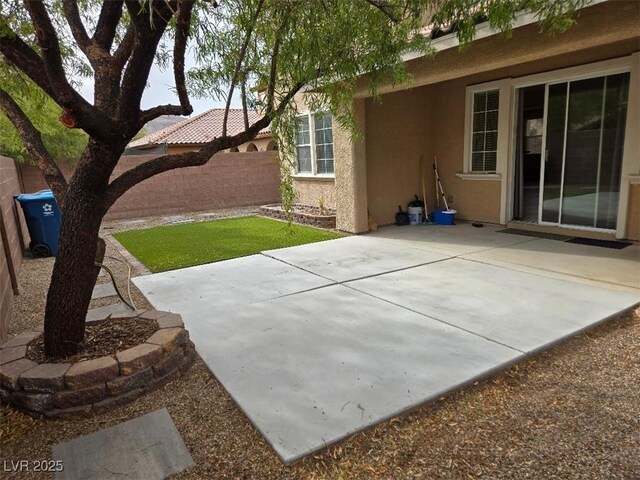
left=456, top=173, right=502, bottom=181
left=293, top=174, right=335, bottom=181
left=628, top=174, right=640, bottom=185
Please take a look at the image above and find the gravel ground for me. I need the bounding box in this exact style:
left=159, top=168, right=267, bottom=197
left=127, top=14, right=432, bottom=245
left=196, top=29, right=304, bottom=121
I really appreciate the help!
left=2, top=208, right=639, bottom=479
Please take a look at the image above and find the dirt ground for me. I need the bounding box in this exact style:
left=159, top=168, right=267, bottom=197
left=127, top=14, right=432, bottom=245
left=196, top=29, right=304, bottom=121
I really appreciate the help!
left=2, top=210, right=639, bottom=479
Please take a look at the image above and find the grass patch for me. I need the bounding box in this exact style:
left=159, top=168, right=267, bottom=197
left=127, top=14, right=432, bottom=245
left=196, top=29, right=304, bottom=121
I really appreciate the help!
left=113, top=216, right=342, bottom=272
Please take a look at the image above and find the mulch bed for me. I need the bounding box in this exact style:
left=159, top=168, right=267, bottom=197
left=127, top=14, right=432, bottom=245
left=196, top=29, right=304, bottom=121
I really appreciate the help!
left=26, top=317, right=158, bottom=364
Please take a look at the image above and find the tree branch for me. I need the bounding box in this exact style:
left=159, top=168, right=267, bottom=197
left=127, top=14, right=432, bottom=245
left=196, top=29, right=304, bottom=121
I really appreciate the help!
left=22, top=1, right=120, bottom=143
left=265, top=15, right=288, bottom=114
left=106, top=82, right=304, bottom=208
left=0, top=87, right=68, bottom=207
left=139, top=104, right=187, bottom=126
left=364, top=0, right=401, bottom=22
left=93, top=0, right=125, bottom=52
left=222, top=0, right=265, bottom=136
left=117, top=0, right=175, bottom=128
left=24, top=1, right=81, bottom=105
left=241, top=80, right=249, bottom=131
left=61, top=0, right=92, bottom=55
left=112, top=25, right=135, bottom=71
left=0, top=23, right=57, bottom=100
left=173, top=0, right=194, bottom=115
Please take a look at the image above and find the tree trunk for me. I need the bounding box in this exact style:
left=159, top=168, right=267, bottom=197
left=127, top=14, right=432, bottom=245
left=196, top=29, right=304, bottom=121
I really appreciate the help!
left=43, top=144, right=117, bottom=358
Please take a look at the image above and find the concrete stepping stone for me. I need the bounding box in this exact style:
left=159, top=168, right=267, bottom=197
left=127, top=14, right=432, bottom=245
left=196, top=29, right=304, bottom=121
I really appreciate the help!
left=85, top=303, right=130, bottom=324
left=91, top=283, right=117, bottom=300
left=52, top=408, right=194, bottom=480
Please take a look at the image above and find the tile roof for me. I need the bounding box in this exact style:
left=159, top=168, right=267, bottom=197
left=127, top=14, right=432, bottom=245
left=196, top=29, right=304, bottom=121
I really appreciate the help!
left=128, top=108, right=271, bottom=148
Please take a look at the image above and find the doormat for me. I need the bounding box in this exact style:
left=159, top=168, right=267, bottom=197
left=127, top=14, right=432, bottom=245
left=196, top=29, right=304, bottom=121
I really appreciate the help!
left=564, top=237, right=632, bottom=250
left=497, top=229, right=571, bottom=241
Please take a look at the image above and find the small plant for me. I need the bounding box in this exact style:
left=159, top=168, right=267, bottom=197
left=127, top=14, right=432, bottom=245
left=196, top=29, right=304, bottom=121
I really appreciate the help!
left=319, top=196, right=328, bottom=216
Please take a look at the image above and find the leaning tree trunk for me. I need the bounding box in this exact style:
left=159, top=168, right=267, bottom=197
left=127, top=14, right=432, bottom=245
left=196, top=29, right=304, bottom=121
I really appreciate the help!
left=43, top=145, right=118, bottom=358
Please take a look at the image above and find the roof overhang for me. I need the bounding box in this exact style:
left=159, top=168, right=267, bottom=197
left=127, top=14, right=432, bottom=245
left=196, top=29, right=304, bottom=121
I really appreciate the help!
left=402, top=0, right=609, bottom=62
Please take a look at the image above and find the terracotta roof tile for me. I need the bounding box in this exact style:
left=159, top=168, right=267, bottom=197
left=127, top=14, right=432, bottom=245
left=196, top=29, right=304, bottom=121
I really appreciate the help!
left=128, top=108, right=271, bottom=148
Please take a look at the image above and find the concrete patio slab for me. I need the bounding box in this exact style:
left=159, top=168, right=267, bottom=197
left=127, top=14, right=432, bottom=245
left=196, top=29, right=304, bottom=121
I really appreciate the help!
left=52, top=408, right=193, bottom=479
left=263, top=235, right=452, bottom=282
left=133, top=254, right=333, bottom=341
left=190, top=285, right=520, bottom=463
left=133, top=224, right=638, bottom=464
left=348, top=258, right=639, bottom=353
left=462, top=238, right=640, bottom=289
left=367, top=223, right=537, bottom=256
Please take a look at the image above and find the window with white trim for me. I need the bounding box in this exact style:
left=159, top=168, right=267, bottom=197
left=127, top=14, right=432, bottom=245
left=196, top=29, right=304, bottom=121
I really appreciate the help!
left=295, top=112, right=334, bottom=175
left=470, top=89, right=499, bottom=172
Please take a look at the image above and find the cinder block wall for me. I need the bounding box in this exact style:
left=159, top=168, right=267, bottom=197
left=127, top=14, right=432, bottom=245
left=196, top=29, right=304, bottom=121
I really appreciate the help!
left=19, top=151, right=281, bottom=221
left=0, top=156, right=30, bottom=342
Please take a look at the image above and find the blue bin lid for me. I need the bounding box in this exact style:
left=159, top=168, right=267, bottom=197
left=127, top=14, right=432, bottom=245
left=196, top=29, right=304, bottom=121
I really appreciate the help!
left=15, top=189, right=56, bottom=203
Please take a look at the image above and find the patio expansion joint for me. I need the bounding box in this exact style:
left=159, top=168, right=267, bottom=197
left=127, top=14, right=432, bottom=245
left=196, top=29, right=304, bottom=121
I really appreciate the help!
left=342, top=281, right=526, bottom=355
left=260, top=252, right=337, bottom=283
left=258, top=252, right=459, bottom=302
left=457, top=255, right=640, bottom=293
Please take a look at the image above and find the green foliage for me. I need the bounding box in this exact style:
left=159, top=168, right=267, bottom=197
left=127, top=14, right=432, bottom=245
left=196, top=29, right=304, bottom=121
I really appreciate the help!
left=431, top=0, right=588, bottom=47
left=0, top=79, right=88, bottom=162
left=113, top=216, right=342, bottom=272
left=0, top=0, right=585, bottom=170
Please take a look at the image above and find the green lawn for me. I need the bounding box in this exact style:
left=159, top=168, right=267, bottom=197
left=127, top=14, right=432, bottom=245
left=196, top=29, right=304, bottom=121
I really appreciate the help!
left=113, top=216, right=342, bottom=273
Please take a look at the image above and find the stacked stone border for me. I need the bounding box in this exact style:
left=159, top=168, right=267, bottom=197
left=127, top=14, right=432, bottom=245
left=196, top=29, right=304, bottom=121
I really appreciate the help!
left=0, top=310, right=195, bottom=418
left=260, top=203, right=336, bottom=229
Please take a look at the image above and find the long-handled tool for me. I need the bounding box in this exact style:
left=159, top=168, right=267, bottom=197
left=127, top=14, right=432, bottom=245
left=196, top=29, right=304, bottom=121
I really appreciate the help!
left=434, top=156, right=440, bottom=209
left=433, top=156, right=450, bottom=211
left=420, top=155, right=429, bottom=220
left=420, top=155, right=433, bottom=224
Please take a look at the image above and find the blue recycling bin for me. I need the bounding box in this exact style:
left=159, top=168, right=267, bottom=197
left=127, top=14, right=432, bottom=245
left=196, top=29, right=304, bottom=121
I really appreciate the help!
left=14, top=189, right=62, bottom=257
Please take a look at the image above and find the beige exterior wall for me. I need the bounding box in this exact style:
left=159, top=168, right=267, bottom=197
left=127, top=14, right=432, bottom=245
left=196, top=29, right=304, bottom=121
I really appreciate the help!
left=335, top=99, right=369, bottom=232
left=627, top=184, right=640, bottom=241
left=293, top=178, right=336, bottom=209
left=339, top=1, right=640, bottom=234
left=365, top=88, right=430, bottom=226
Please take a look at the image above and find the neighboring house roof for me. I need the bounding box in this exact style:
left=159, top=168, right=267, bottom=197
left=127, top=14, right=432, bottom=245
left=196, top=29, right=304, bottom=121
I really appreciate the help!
left=128, top=108, right=271, bottom=148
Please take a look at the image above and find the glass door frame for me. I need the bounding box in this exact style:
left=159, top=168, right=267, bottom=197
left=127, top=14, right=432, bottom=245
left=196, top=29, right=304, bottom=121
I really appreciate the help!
left=507, top=56, right=635, bottom=236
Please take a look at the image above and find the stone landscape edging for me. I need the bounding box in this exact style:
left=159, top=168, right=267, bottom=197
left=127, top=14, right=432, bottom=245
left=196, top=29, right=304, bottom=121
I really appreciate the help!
left=0, top=310, right=195, bottom=418
left=260, top=204, right=337, bottom=229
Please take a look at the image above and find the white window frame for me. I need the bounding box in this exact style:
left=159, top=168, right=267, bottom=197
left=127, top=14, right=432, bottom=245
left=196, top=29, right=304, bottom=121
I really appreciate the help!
left=294, top=111, right=335, bottom=179
left=469, top=89, right=500, bottom=173
left=295, top=114, right=312, bottom=174
left=462, top=79, right=512, bottom=180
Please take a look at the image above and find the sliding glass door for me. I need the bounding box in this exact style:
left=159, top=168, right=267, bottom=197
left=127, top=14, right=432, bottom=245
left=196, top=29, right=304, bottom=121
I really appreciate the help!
left=539, top=72, right=630, bottom=230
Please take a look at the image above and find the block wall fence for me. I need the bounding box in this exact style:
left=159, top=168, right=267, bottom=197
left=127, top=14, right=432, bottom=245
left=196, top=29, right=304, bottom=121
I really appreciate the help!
left=19, top=151, right=281, bottom=220
left=0, top=156, right=30, bottom=342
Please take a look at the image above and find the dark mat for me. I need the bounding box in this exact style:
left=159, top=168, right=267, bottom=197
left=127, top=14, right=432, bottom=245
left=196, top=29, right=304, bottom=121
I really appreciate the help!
left=565, top=237, right=632, bottom=250
left=497, top=228, right=572, bottom=241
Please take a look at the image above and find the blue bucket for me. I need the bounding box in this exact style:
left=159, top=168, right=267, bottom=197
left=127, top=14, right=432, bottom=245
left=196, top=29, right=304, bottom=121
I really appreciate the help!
left=432, top=209, right=456, bottom=225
